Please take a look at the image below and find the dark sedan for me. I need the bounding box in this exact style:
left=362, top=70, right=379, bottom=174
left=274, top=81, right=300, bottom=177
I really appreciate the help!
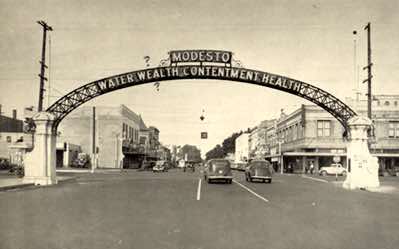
left=245, top=160, right=273, bottom=183
left=203, top=159, right=233, bottom=184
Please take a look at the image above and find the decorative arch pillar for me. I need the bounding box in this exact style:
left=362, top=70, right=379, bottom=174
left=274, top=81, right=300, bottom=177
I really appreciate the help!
left=343, top=116, right=379, bottom=190
left=23, top=112, right=58, bottom=185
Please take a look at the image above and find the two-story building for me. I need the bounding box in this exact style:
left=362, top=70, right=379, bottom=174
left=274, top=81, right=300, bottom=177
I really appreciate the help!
left=266, top=105, right=347, bottom=173
left=58, top=105, right=161, bottom=169
left=347, top=95, right=399, bottom=173
left=265, top=95, right=399, bottom=174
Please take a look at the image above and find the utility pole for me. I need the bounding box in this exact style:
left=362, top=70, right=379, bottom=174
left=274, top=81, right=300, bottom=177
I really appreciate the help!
left=37, top=21, right=53, bottom=112
left=91, top=106, right=96, bottom=173
left=363, top=22, right=372, bottom=119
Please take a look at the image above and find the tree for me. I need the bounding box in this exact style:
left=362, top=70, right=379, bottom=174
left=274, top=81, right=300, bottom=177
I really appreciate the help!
left=178, top=144, right=201, bottom=162
left=205, top=144, right=225, bottom=160
left=221, top=131, right=242, bottom=154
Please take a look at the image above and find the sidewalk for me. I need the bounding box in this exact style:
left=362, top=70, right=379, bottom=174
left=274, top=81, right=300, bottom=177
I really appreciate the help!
left=0, top=175, right=76, bottom=191
left=299, top=173, right=399, bottom=194
left=56, top=168, right=125, bottom=173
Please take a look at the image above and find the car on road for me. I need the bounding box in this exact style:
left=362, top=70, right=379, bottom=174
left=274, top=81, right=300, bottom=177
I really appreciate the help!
left=245, top=160, right=273, bottom=183
left=203, top=159, right=233, bottom=184
left=318, top=163, right=347, bottom=176
left=153, top=160, right=168, bottom=173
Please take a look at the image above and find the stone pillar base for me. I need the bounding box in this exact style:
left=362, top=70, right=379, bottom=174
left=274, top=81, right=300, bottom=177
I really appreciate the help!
left=23, top=176, right=57, bottom=186
left=343, top=116, right=380, bottom=190
left=23, top=112, right=58, bottom=186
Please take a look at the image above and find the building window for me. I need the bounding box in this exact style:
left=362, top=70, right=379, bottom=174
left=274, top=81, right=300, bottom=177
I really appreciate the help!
left=122, top=123, right=127, bottom=138
left=385, top=101, right=390, bottom=106
left=394, top=101, right=398, bottom=106
left=317, top=120, right=331, bottom=137
left=6, top=136, right=12, bottom=143
left=293, top=124, right=297, bottom=140
left=388, top=122, right=399, bottom=138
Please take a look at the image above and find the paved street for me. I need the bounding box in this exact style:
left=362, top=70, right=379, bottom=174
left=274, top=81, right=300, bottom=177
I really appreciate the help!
left=1, top=169, right=399, bottom=249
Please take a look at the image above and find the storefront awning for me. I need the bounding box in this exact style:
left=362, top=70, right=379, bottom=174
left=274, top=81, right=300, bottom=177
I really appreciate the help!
left=266, top=152, right=399, bottom=157
left=283, top=152, right=347, bottom=157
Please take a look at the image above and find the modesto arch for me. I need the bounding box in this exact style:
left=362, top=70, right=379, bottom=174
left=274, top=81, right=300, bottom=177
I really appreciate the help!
left=23, top=50, right=379, bottom=189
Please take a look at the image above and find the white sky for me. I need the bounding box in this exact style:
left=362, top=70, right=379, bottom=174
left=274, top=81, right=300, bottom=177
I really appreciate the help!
left=1, top=0, right=398, bottom=153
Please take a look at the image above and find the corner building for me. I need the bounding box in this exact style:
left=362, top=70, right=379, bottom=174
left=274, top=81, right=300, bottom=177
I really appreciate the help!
left=58, top=105, right=157, bottom=168
left=266, top=105, right=347, bottom=173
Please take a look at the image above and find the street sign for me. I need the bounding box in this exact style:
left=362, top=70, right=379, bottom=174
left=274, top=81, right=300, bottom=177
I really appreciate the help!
left=201, top=132, right=208, bottom=139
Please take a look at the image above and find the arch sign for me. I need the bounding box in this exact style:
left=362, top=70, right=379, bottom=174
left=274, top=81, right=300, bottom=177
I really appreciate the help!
left=48, top=49, right=356, bottom=130
left=24, top=49, right=380, bottom=190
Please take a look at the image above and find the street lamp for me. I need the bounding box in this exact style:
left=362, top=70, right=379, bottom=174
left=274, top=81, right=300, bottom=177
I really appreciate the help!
left=278, top=140, right=283, bottom=174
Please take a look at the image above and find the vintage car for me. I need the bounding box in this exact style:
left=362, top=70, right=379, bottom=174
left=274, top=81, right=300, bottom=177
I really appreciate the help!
left=245, top=160, right=273, bottom=183
left=203, top=159, right=233, bottom=184
left=153, top=160, right=168, bottom=173
left=318, top=163, right=347, bottom=176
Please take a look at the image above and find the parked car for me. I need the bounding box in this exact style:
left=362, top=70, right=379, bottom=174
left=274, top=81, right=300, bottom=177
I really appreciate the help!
left=203, top=159, right=233, bottom=184
left=319, top=163, right=347, bottom=176
left=153, top=160, right=168, bottom=173
left=183, top=162, right=196, bottom=172
left=245, top=160, right=273, bottom=183
left=74, top=153, right=91, bottom=168
left=139, top=161, right=156, bottom=171
left=0, top=158, right=11, bottom=170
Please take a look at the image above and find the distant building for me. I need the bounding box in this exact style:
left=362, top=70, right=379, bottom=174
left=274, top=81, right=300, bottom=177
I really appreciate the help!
left=235, top=133, right=249, bottom=163
left=249, top=119, right=275, bottom=160
left=0, top=107, right=32, bottom=161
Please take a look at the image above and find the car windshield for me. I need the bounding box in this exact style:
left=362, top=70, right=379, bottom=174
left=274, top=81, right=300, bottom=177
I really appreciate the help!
left=251, top=161, right=270, bottom=168
left=209, top=161, right=230, bottom=171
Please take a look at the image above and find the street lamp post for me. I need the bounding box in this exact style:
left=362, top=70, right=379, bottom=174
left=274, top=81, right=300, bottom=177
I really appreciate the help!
left=278, top=140, right=283, bottom=174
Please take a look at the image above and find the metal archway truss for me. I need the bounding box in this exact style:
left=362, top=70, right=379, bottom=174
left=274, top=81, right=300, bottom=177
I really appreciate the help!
left=47, top=65, right=357, bottom=131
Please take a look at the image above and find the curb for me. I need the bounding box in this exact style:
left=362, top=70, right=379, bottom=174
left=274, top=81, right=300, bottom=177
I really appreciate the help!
left=0, top=182, right=35, bottom=191
left=0, top=177, right=77, bottom=192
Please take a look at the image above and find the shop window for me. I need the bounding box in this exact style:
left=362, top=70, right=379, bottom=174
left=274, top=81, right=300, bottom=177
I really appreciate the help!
left=317, top=120, right=331, bottom=137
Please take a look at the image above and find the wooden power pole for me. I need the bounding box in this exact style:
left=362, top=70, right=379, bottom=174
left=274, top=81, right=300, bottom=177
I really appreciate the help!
left=37, top=21, right=53, bottom=112
left=363, top=22, right=372, bottom=119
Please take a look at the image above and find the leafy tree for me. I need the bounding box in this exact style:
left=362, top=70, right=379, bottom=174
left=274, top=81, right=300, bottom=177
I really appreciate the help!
left=221, top=131, right=243, bottom=154
left=205, top=144, right=225, bottom=160
left=178, top=144, right=201, bottom=162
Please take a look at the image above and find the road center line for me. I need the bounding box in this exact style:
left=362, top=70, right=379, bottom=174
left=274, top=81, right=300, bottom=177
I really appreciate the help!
left=301, top=175, right=328, bottom=183
left=233, top=180, right=269, bottom=203
left=196, top=178, right=202, bottom=200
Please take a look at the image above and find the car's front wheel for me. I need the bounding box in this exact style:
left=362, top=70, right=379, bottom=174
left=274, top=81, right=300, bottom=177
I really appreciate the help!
left=320, top=171, right=327, bottom=176
left=342, top=171, right=347, bottom=176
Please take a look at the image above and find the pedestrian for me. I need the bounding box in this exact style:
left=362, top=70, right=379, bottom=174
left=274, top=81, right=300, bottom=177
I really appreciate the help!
left=310, top=162, right=314, bottom=174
